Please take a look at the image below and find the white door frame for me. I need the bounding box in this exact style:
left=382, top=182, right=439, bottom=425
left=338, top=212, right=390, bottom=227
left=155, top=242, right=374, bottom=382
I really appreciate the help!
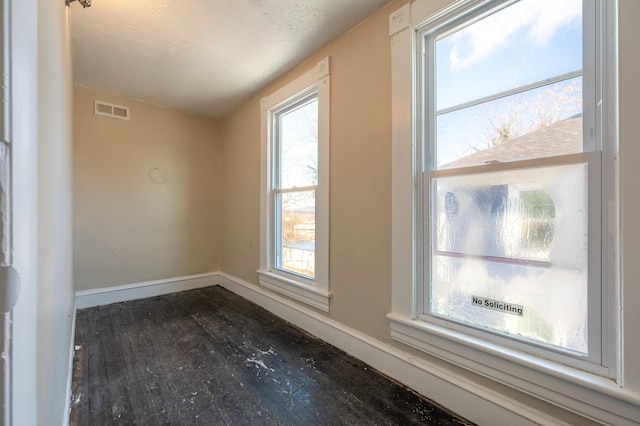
left=2, top=0, right=39, bottom=424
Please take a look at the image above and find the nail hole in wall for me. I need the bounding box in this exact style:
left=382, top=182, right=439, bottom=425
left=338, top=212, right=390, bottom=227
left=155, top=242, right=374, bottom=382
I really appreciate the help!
left=148, top=167, right=169, bottom=183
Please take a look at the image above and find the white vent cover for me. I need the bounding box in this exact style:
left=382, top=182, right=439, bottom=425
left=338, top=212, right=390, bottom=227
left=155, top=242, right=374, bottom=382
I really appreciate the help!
left=94, top=100, right=130, bottom=120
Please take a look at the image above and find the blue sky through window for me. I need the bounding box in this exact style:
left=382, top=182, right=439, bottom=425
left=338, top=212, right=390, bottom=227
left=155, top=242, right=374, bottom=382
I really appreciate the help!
left=432, top=0, right=583, bottom=167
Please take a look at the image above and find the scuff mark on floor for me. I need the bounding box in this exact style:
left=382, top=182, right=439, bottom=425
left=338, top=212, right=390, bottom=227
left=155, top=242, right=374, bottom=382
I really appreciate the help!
left=257, top=347, right=276, bottom=356
left=72, top=392, right=83, bottom=405
left=246, top=357, right=275, bottom=376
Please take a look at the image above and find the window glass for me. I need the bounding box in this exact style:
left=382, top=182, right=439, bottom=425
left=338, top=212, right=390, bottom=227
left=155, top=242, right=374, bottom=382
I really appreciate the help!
left=274, top=94, right=318, bottom=278
left=436, top=77, right=583, bottom=168
left=277, top=190, right=316, bottom=277
left=429, top=163, right=588, bottom=353
left=278, top=98, right=318, bottom=188
left=433, top=0, right=583, bottom=169
left=435, top=0, right=583, bottom=111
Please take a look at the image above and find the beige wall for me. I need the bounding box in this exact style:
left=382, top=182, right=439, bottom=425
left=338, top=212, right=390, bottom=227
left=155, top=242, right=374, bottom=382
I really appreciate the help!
left=619, top=0, right=640, bottom=392
left=221, top=0, right=408, bottom=341
left=74, top=86, right=221, bottom=291
left=220, top=99, right=261, bottom=284
left=219, top=0, right=640, bottom=419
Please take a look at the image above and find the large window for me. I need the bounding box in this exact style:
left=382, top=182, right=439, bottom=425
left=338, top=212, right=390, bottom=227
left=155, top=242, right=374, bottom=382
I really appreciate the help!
left=389, top=0, right=628, bottom=423
left=424, top=0, right=595, bottom=359
left=259, top=57, right=331, bottom=312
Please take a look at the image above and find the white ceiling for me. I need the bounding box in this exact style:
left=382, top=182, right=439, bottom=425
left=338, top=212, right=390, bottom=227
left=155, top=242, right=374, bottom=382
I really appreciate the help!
left=69, top=0, right=391, bottom=119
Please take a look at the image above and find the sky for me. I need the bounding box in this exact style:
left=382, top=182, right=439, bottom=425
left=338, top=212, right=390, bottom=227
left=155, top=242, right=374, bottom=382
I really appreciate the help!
left=279, top=97, right=318, bottom=189
left=432, top=0, right=583, bottom=167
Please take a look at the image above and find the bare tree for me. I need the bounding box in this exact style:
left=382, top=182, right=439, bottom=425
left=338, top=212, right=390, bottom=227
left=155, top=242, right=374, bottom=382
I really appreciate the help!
left=477, top=79, right=582, bottom=150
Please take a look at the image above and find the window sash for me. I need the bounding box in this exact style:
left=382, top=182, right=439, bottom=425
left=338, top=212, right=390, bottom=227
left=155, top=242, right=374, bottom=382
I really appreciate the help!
left=272, top=92, right=319, bottom=191
left=273, top=188, right=317, bottom=278
left=420, top=0, right=599, bottom=170
left=420, top=152, right=603, bottom=365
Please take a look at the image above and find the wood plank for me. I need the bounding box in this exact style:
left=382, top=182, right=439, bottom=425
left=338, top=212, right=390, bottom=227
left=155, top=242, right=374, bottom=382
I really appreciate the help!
left=72, top=286, right=473, bottom=425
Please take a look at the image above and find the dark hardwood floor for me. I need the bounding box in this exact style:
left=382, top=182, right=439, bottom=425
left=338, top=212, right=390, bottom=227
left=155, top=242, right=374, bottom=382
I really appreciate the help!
left=71, top=286, right=473, bottom=425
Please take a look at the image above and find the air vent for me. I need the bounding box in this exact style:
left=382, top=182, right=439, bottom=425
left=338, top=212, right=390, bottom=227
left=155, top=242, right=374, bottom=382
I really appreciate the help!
left=94, top=100, right=130, bottom=120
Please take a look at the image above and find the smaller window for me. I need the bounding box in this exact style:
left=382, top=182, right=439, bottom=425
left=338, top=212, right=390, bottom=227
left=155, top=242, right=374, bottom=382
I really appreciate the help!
left=274, top=94, right=319, bottom=278
left=259, top=57, right=331, bottom=312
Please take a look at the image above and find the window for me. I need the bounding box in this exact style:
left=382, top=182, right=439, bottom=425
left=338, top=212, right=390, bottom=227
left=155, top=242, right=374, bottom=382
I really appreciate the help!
left=259, top=57, right=331, bottom=311
left=389, top=0, right=627, bottom=422
left=424, top=0, right=596, bottom=357
left=421, top=0, right=601, bottom=362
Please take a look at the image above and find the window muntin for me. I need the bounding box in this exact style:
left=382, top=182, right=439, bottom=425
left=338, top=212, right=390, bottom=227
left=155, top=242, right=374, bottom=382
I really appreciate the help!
left=420, top=0, right=600, bottom=359
left=273, top=94, right=319, bottom=279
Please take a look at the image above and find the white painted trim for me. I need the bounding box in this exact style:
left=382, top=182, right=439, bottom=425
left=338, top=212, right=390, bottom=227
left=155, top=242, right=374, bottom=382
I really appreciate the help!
left=389, top=3, right=411, bottom=36
left=218, top=272, right=589, bottom=426
left=75, top=272, right=219, bottom=309
left=389, top=314, right=640, bottom=425
left=8, top=0, right=39, bottom=423
left=259, top=56, right=331, bottom=310
left=390, top=12, right=415, bottom=319
left=258, top=270, right=331, bottom=312
left=260, top=57, right=331, bottom=113
left=62, top=303, right=77, bottom=426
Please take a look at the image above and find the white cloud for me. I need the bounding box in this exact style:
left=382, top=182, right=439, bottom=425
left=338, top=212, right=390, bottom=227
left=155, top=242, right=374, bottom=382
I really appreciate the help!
left=447, top=0, right=581, bottom=71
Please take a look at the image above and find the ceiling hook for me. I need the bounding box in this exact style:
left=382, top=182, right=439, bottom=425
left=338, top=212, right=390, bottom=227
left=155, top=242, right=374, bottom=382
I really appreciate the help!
left=65, top=0, right=91, bottom=8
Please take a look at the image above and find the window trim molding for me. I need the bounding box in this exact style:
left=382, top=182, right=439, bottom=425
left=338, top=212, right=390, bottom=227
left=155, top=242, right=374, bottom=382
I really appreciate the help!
left=258, top=57, right=331, bottom=312
left=388, top=1, right=639, bottom=423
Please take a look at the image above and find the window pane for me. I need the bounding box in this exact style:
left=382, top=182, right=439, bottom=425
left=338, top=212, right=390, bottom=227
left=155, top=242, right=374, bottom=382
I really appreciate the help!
left=435, top=0, right=582, bottom=111
left=278, top=97, right=318, bottom=188
left=277, top=190, right=315, bottom=278
left=436, top=77, right=583, bottom=168
left=429, top=163, right=588, bottom=353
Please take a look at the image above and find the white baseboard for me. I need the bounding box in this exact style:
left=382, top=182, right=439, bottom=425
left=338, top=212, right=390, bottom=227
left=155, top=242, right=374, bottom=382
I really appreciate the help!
left=75, top=272, right=219, bottom=309
left=218, top=272, right=584, bottom=426
left=62, top=301, right=77, bottom=426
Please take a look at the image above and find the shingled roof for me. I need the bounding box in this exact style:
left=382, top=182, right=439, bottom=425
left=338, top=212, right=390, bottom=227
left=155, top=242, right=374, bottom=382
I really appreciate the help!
left=442, top=116, right=583, bottom=169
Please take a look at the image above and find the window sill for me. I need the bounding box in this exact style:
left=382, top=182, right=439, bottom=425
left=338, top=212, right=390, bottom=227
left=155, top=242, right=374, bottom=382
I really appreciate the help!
left=257, top=270, right=331, bottom=312
left=387, top=313, right=640, bottom=424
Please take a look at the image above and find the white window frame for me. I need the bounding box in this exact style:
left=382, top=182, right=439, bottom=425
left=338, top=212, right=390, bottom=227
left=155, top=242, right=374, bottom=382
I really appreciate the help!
left=259, top=57, right=331, bottom=312
left=419, top=0, right=602, bottom=369
left=388, top=1, right=637, bottom=423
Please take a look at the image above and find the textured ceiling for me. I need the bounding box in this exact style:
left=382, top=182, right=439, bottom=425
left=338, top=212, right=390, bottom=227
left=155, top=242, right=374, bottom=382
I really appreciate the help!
left=69, top=0, right=390, bottom=118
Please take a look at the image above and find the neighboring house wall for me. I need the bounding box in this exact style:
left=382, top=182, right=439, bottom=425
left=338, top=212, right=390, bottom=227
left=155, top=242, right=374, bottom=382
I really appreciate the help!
left=73, top=86, right=222, bottom=291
